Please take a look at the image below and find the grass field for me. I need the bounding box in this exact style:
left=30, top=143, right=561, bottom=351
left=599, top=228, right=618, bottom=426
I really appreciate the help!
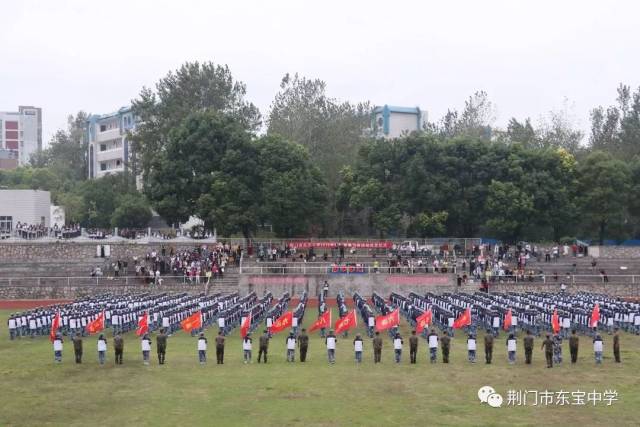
left=1, top=309, right=639, bottom=427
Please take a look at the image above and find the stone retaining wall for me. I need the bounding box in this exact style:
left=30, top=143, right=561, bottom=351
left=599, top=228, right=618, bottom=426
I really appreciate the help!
left=0, top=241, right=204, bottom=262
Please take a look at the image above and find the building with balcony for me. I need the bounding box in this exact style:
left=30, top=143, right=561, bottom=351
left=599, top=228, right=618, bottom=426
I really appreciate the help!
left=0, top=106, right=43, bottom=169
left=86, top=107, right=136, bottom=180
left=371, top=105, right=428, bottom=139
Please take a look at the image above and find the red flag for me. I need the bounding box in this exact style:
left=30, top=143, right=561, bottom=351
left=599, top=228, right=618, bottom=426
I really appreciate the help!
left=453, top=307, right=472, bottom=329
left=181, top=311, right=203, bottom=333
left=503, top=309, right=512, bottom=331
left=551, top=309, right=560, bottom=334
left=590, top=304, right=600, bottom=328
left=335, top=310, right=357, bottom=334
left=240, top=312, right=252, bottom=338
left=136, top=312, right=149, bottom=336
left=270, top=311, right=293, bottom=334
left=49, top=311, right=61, bottom=343
left=375, top=309, right=400, bottom=332
left=87, top=311, right=105, bottom=335
left=309, top=310, right=331, bottom=332
left=416, top=309, right=432, bottom=334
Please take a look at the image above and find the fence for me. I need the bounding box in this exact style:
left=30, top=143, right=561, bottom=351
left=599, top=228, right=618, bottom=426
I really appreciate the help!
left=240, top=262, right=457, bottom=275
left=0, top=275, right=232, bottom=288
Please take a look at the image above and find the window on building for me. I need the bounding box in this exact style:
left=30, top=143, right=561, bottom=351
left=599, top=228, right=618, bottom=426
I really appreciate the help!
left=116, top=160, right=121, bottom=167
left=100, top=144, right=107, bottom=151
left=0, top=216, right=13, bottom=231
left=40, top=217, right=45, bottom=226
left=100, top=124, right=107, bottom=132
left=100, top=163, right=107, bottom=171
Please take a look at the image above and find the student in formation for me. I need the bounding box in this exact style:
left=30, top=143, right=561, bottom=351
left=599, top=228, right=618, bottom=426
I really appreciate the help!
left=326, top=329, right=337, bottom=364
left=53, top=333, right=63, bottom=363
left=541, top=334, right=554, bottom=368
left=409, top=330, right=418, bottom=364
left=215, top=330, right=225, bottom=364
left=286, top=332, right=296, bottom=362
left=553, top=334, right=563, bottom=365
left=243, top=333, right=253, bottom=364
left=114, top=333, right=124, bottom=365
left=157, top=328, right=168, bottom=365
left=467, top=333, right=476, bottom=363
left=372, top=331, right=383, bottom=363
left=393, top=332, right=403, bottom=363
left=298, top=328, right=309, bottom=362
left=97, top=334, right=107, bottom=365
left=613, top=327, right=621, bottom=363
left=428, top=329, right=439, bottom=363
left=593, top=334, right=603, bottom=364
left=506, top=333, right=517, bottom=364
left=72, top=332, right=83, bottom=364
left=258, top=329, right=269, bottom=363
left=440, top=331, right=451, bottom=363
left=197, top=332, right=207, bottom=365
left=484, top=329, right=494, bottom=364
left=141, top=334, right=152, bottom=365
left=353, top=333, right=364, bottom=363
left=569, top=329, right=579, bottom=363
left=523, top=330, right=534, bottom=364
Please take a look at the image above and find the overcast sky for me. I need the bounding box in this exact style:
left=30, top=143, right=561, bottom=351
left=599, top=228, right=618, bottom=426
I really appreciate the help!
left=1, top=0, right=638, bottom=144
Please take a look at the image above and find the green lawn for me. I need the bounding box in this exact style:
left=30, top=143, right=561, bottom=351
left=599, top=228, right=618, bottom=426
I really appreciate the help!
left=0, top=309, right=639, bottom=427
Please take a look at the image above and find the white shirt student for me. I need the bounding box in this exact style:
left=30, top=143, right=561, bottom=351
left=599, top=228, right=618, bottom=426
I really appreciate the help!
left=243, top=338, right=252, bottom=351
left=354, top=339, right=363, bottom=352
left=53, top=338, right=63, bottom=352
left=467, top=337, right=477, bottom=351
left=507, top=338, right=517, bottom=352
left=141, top=337, right=151, bottom=352
left=218, top=317, right=225, bottom=329
left=428, top=334, right=438, bottom=348
left=98, top=338, right=107, bottom=352
left=198, top=337, right=208, bottom=351
left=286, top=336, right=296, bottom=350
left=593, top=338, right=603, bottom=352
left=326, top=336, right=336, bottom=350
left=393, top=337, right=403, bottom=350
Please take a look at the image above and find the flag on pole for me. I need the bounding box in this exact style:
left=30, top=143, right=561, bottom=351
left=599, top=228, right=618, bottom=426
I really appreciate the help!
left=136, top=312, right=149, bottom=336
left=181, top=311, right=203, bottom=333
left=453, top=307, right=472, bottom=329
left=590, top=304, right=600, bottom=328
left=87, top=311, right=105, bottom=335
left=49, top=311, right=61, bottom=343
left=551, top=309, right=560, bottom=334
left=240, top=312, right=252, bottom=338
left=416, top=309, right=432, bottom=334
left=375, top=309, right=400, bottom=332
left=335, top=310, right=357, bottom=334
left=309, top=310, right=331, bottom=332
left=503, top=309, right=512, bottom=331
left=270, top=311, right=293, bottom=334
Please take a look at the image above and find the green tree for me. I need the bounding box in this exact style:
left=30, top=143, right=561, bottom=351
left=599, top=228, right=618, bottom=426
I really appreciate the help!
left=144, top=111, right=252, bottom=227
left=415, top=211, right=449, bottom=238
left=255, top=135, right=327, bottom=237
left=132, top=61, right=261, bottom=182
left=267, top=73, right=370, bottom=233
left=111, top=194, right=152, bottom=229
left=577, top=151, right=631, bottom=244
left=484, top=180, right=535, bottom=242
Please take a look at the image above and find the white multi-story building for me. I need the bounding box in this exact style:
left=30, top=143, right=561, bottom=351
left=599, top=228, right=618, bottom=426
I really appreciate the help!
left=371, top=105, right=428, bottom=139
left=86, top=107, right=136, bottom=179
left=0, top=106, right=42, bottom=169
left=0, top=190, right=52, bottom=231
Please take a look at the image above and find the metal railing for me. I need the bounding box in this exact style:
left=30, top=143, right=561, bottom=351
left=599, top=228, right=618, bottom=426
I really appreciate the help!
left=472, top=274, right=638, bottom=284
left=0, top=275, right=235, bottom=287
left=239, top=263, right=457, bottom=275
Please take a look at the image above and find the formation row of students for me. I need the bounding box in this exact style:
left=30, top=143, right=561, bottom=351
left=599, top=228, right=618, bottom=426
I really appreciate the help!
left=393, top=291, right=640, bottom=338
left=50, top=325, right=622, bottom=366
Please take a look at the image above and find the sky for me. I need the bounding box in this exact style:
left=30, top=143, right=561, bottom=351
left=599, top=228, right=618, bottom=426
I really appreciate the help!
left=1, top=0, right=638, bottom=145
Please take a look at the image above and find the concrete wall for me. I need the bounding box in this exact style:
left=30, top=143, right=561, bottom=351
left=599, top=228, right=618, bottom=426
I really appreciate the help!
left=0, top=241, right=202, bottom=262
left=0, top=281, right=209, bottom=300
left=239, top=273, right=457, bottom=297
left=590, top=245, right=640, bottom=259
left=0, top=190, right=51, bottom=227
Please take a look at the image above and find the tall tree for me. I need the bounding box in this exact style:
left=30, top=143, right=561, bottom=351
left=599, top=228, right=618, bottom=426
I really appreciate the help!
left=267, top=73, right=370, bottom=232
left=576, top=151, right=630, bottom=244
left=131, top=61, right=261, bottom=182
